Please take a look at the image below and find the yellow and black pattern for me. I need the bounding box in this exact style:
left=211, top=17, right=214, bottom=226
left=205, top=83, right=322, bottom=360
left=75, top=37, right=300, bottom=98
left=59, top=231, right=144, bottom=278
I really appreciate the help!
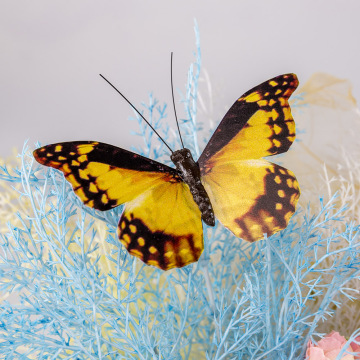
left=118, top=182, right=203, bottom=270
left=197, top=73, right=300, bottom=242
left=198, top=74, right=298, bottom=167
left=33, top=73, right=300, bottom=270
left=34, top=141, right=204, bottom=270
left=201, top=159, right=300, bottom=242
left=33, top=141, right=180, bottom=211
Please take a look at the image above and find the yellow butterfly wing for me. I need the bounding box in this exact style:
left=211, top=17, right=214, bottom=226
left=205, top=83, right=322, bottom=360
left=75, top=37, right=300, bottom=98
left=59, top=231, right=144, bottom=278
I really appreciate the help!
left=33, top=141, right=179, bottom=210
left=118, top=181, right=203, bottom=270
left=34, top=141, right=203, bottom=270
left=199, top=74, right=300, bottom=242
left=202, top=159, right=299, bottom=242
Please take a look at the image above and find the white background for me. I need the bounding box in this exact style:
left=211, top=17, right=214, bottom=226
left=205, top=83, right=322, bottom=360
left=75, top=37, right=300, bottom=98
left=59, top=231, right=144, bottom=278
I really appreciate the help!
left=1, top=0, right=359, bottom=157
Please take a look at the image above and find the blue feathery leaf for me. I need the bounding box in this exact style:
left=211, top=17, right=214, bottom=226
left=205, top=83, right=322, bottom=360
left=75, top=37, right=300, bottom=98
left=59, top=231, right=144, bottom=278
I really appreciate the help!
left=1, top=22, right=360, bottom=360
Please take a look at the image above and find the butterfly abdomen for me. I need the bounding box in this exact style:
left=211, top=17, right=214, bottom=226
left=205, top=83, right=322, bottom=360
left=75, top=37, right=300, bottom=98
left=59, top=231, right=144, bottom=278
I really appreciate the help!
left=170, top=149, right=215, bottom=227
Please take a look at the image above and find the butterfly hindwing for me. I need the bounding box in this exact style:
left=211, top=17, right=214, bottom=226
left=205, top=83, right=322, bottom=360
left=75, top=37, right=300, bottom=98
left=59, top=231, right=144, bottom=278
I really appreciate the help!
left=33, top=141, right=180, bottom=211
left=201, top=159, right=300, bottom=242
left=198, top=74, right=298, bottom=167
left=118, top=181, right=203, bottom=270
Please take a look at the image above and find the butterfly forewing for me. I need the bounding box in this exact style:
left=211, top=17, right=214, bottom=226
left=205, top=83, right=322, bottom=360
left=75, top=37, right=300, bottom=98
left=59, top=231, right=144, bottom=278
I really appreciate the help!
left=198, top=74, right=298, bottom=167
left=33, top=141, right=179, bottom=210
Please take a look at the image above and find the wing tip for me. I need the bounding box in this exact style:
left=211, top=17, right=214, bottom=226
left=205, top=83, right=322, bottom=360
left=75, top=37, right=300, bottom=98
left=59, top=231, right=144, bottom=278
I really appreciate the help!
left=281, top=73, right=299, bottom=98
left=33, top=146, right=47, bottom=165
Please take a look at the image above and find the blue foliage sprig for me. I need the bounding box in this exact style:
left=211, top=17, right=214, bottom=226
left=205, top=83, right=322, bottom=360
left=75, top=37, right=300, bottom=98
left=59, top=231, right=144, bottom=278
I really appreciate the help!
left=1, top=23, right=360, bottom=360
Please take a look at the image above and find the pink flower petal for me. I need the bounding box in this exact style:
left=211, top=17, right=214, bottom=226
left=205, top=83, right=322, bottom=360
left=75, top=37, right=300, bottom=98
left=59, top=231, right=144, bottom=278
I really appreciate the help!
left=318, top=332, right=346, bottom=353
left=306, top=346, right=327, bottom=360
left=307, top=332, right=355, bottom=360
left=350, top=336, right=360, bottom=360
left=325, top=348, right=354, bottom=360
left=328, top=331, right=348, bottom=347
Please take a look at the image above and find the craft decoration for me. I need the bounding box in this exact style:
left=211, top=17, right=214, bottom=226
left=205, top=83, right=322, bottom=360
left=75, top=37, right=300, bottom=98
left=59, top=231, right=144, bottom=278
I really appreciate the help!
left=33, top=73, right=300, bottom=270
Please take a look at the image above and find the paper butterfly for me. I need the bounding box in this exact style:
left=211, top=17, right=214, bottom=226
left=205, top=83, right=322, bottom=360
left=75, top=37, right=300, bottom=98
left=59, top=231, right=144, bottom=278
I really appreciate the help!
left=34, top=73, right=300, bottom=271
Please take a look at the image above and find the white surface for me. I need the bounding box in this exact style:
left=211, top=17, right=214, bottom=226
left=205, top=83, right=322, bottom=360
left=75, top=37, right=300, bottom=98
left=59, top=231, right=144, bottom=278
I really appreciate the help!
left=1, top=0, right=360, bottom=157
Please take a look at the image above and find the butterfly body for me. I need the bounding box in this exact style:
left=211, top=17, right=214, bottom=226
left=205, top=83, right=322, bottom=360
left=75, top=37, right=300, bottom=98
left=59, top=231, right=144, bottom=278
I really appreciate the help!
left=34, top=73, right=300, bottom=270
left=170, top=148, right=215, bottom=226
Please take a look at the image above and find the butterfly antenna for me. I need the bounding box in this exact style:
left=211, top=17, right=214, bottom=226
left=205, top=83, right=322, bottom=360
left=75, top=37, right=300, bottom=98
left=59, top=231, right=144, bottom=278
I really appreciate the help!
left=99, top=74, right=173, bottom=154
left=171, top=52, right=185, bottom=149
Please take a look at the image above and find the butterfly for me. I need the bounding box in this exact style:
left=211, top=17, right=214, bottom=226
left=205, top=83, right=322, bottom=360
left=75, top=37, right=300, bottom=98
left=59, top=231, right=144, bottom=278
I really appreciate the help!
left=33, top=73, right=300, bottom=271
